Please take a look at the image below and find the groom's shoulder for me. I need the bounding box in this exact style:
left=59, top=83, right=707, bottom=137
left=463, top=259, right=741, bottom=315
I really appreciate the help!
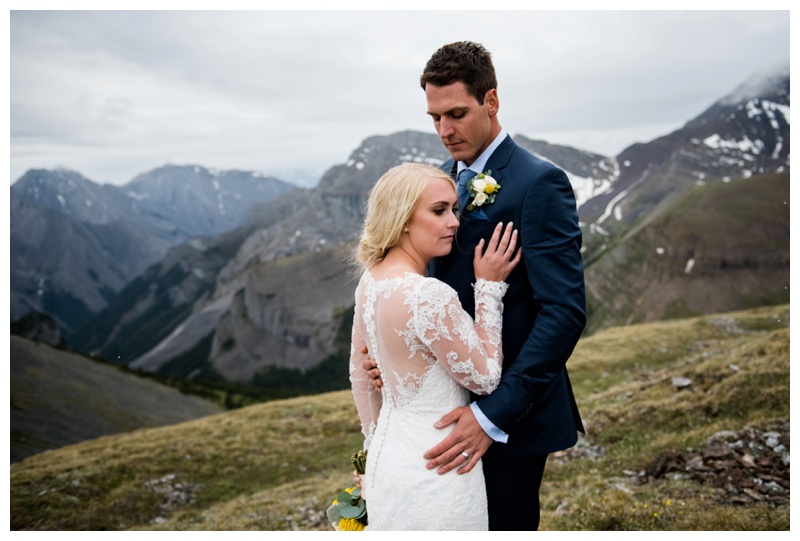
left=507, top=142, right=563, bottom=178
left=504, top=137, right=553, bottom=166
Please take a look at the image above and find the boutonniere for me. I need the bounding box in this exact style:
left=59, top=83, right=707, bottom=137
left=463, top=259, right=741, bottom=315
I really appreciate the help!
left=466, top=170, right=501, bottom=210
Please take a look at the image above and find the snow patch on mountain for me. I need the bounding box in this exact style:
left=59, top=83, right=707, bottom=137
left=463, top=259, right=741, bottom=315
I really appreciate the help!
left=569, top=173, right=614, bottom=209
left=703, top=133, right=764, bottom=155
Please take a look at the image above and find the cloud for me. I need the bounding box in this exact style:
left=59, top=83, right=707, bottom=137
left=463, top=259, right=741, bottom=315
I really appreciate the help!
left=9, top=10, right=790, bottom=185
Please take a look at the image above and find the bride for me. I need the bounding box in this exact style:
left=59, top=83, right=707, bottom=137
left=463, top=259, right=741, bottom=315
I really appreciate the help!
left=349, top=163, right=520, bottom=530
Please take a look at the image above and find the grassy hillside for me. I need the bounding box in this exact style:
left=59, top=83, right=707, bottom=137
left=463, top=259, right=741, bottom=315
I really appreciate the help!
left=10, top=304, right=789, bottom=530
left=10, top=336, right=222, bottom=463
left=584, top=171, right=789, bottom=334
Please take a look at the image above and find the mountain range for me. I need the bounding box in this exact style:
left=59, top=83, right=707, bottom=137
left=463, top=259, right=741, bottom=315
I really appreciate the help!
left=9, top=67, right=790, bottom=395
left=579, top=67, right=790, bottom=260
left=10, top=165, right=295, bottom=333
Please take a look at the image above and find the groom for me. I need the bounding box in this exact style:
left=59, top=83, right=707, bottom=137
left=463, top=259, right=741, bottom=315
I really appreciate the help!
left=367, top=41, right=586, bottom=530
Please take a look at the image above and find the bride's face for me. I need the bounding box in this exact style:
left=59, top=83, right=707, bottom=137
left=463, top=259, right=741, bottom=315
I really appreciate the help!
left=405, top=177, right=460, bottom=261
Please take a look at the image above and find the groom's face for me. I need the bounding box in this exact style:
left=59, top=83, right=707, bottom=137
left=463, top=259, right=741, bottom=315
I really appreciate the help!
left=425, top=81, right=498, bottom=167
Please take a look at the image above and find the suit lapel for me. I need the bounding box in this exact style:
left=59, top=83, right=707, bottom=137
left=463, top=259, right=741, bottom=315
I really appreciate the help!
left=484, top=134, right=516, bottom=183
left=448, top=160, right=458, bottom=180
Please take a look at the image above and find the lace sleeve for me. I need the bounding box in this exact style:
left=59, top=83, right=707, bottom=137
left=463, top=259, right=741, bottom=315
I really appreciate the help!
left=412, top=278, right=506, bottom=395
left=349, top=290, right=382, bottom=450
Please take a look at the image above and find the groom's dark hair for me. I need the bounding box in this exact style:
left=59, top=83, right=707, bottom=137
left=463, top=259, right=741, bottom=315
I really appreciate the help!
left=420, top=41, right=497, bottom=105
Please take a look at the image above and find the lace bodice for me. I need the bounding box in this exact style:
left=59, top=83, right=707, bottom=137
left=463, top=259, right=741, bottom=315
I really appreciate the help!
left=349, top=271, right=506, bottom=450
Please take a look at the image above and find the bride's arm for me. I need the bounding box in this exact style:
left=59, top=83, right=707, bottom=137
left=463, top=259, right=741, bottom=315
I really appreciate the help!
left=414, top=279, right=506, bottom=396
left=416, top=222, right=519, bottom=396
left=349, top=298, right=381, bottom=450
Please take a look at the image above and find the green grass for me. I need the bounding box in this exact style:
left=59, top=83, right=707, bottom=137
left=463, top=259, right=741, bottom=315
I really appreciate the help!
left=583, top=171, right=790, bottom=335
left=11, top=392, right=364, bottom=530
left=10, top=304, right=789, bottom=530
left=541, top=304, right=790, bottom=530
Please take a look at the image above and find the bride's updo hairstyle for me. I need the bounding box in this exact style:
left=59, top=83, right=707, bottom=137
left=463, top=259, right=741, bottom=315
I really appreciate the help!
left=355, top=163, right=455, bottom=269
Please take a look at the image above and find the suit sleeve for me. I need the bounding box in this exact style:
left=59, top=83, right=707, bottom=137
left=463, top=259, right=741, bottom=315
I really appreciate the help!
left=474, top=165, right=586, bottom=433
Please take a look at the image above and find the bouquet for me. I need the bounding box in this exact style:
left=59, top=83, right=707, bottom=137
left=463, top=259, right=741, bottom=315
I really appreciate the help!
left=326, top=450, right=368, bottom=531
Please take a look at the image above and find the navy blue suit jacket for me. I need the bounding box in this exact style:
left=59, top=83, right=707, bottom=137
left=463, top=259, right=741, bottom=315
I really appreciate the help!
left=430, top=135, right=586, bottom=458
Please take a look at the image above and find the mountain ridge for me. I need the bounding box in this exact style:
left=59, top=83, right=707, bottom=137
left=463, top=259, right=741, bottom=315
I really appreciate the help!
left=109, top=70, right=788, bottom=387
left=579, top=70, right=789, bottom=260
left=10, top=165, right=297, bottom=334
left=11, top=69, right=790, bottom=396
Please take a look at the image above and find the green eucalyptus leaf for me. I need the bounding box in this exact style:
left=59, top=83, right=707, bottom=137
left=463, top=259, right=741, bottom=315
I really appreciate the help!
left=326, top=502, right=345, bottom=524
left=340, top=506, right=360, bottom=519
left=341, top=504, right=367, bottom=519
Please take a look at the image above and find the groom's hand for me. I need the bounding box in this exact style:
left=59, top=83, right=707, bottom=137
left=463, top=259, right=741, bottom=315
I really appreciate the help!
left=361, top=345, right=383, bottom=389
left=423, top=406, right=493, bottom=475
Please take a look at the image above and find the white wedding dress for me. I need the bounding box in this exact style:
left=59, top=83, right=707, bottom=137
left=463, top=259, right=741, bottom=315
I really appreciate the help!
left=349, top=271, right=506, bottom=531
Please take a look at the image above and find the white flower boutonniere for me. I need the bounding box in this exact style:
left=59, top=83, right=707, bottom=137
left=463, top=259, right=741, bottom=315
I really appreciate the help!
left=466, top=170, right=501, bottom=211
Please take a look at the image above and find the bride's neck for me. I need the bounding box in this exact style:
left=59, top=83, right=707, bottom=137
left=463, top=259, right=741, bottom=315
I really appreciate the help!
left=375, top=247, right=426, bottom=277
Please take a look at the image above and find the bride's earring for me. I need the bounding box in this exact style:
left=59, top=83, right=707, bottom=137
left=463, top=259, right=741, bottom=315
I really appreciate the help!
left=404, top=226, right=409, bottom=233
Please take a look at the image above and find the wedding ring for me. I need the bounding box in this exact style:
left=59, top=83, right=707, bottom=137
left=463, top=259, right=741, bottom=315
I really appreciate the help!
left=461, top=451, right=470, bottom=460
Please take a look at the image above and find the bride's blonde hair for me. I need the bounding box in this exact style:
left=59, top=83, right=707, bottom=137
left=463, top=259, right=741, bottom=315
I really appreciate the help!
left=355, top=163, right=455, bottom=270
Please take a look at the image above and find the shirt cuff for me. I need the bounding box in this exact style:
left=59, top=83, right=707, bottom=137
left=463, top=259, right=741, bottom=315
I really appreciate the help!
left=470, top=402, right=508, bottom=443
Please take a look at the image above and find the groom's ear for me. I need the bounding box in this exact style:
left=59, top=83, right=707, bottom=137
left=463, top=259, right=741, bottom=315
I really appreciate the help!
left=483, top=89, right=499, bottom=116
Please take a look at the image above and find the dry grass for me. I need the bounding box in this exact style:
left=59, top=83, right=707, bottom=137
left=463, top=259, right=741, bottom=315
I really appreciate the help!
left=10, top=304, right=790, bottom=530
left=11, top=392, right=363, bottom=530
left=540, top=304, right=790, bottom=530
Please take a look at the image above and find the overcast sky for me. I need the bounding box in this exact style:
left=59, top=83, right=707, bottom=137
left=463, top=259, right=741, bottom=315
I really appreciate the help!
left=8, top=8, right=791, bottom=187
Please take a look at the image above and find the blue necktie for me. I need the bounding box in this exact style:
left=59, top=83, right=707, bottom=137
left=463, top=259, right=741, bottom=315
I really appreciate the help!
left=457, top=168, right=477, bottom=212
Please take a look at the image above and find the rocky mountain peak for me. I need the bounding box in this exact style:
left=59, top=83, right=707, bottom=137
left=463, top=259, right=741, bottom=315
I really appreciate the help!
left=579, top=69, right=789, bottom=250
left=125, top=164, right=297, bottom=238
left=12, top=168, right=126, bottom=225
left=720, top=63, right=790, bottom=106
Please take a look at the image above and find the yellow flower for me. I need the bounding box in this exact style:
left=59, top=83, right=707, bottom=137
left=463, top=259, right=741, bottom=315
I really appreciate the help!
left=484, top=183, right=495, bottom=194
left=337, top=518, right=366, bottom=531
